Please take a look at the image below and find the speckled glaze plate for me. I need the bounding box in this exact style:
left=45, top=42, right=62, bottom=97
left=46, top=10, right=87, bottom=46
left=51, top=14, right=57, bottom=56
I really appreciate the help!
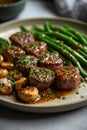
left=0, top=17, right=87, bottom=113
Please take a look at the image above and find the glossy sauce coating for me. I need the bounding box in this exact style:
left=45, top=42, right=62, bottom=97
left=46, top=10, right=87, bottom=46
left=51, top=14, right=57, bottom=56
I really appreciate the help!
left=25, top=41, right=47, bottom=57
left=10, top=32, right=35, bottom=49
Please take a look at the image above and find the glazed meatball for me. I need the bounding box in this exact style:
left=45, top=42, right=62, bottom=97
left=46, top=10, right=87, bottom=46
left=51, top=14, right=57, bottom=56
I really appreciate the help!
left=28, top=67, right=55, bottom=90
left=0, top=77, right=13, bottom=95
left=10, top=32, right=35, bottom=49
left=24, top=41, right=47, bottom=57
left=17, top=55, right=38, bottom=76
left=17, top=87, right=39, bottom=102
left=3, top=46, right=26, bottom=63
left=39, top=51, right=63, bottom=71
left=55, top=66, right=81, bottom=90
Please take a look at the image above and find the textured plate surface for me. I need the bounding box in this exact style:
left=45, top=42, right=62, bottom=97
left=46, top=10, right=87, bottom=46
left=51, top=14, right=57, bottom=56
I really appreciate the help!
left=0, top=17, right=87, bottom=113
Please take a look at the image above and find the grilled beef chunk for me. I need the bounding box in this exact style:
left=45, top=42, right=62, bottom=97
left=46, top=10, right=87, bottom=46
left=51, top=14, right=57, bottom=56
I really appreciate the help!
left=17, top=55, right=38, bottom=76
left=3, top=46, right=26, bottom=63
left=10, top=32, right=35, bottom=49
left=39, top=51, right=63, bottom=71
left=24, top=41, right=47, bottom=57
left=55, top=66, right=80, bottom=90
left=28, top=67, right=55, bottom=90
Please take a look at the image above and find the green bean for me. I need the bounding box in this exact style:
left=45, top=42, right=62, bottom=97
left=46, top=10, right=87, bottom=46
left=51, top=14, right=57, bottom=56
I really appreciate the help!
left=77, top=50, right=87, bottom=59
left=84, top=36, right=87, bottom=41
left=45, top=31, right=87, bottom=54
left=33, top=25, right=44, bottom=32
left=20, top=25, right=35, bottom=35
left=49, top=23, right=78, bottom=41
left=44, top=21, right=52, bottom=32
left=64, top=25, right=87, bottom=46
left=20, top=25, right=30, bottom=32
left=59, top=42, right=87, bottom=66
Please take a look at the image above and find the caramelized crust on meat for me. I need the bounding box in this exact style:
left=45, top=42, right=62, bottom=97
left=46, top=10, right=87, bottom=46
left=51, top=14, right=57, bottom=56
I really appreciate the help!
left=17, top=55, right=38, bottom=76
left=10, top=32, right=35, bottom=49
left=55, top=66, right=80, bottom=90
left=24, top=41, right=47, bottom=57
left=3, top=46, right=26, bottom=63
left=39, top=51, right=63, bottom=71
left=29, top=67, right=55, bottom=90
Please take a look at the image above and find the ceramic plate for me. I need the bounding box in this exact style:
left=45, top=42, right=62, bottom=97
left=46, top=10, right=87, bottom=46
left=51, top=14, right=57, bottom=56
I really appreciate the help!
left=0, top=17, right=87, bottom=113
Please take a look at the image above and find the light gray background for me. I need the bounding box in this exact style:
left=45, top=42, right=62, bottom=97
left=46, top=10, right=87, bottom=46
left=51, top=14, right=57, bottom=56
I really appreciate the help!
left=0, top=1, right=87, bottom=130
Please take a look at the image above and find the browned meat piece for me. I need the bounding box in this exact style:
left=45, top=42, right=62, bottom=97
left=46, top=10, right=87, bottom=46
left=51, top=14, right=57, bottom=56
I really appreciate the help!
left=17, top=55, right=38, bottom=76
left=3, top=46, right=26, bottom=63
left=24, top=41, right=47, bottom=57
left=9, top=32, right=35, bottom=49
left=39, top=51, right=63, bottom=71
left=28, top=67, right=55, bottom=90
left=0, top=77, right=13, bottom=95
left=55, top=66, right=80, bottom=90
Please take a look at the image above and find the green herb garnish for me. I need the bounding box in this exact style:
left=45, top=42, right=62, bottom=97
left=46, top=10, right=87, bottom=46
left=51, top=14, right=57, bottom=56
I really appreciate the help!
left=62, top=69, right=69, bottom=74
left=81, top=95, right=84, bottom=98
left=62, top=96, right=67, bottom=100
left=16, top=32, right=22, bottom=36
left=76, top=91, right=79, bottom=94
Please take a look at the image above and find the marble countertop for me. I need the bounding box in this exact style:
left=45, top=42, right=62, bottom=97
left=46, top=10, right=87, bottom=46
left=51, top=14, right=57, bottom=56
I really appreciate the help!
left=0, top=1, right=87, bottom=130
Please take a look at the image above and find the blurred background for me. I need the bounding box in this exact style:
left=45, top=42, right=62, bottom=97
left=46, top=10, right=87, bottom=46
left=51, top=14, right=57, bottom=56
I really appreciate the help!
left=0, top=0, right=87, bottom=22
